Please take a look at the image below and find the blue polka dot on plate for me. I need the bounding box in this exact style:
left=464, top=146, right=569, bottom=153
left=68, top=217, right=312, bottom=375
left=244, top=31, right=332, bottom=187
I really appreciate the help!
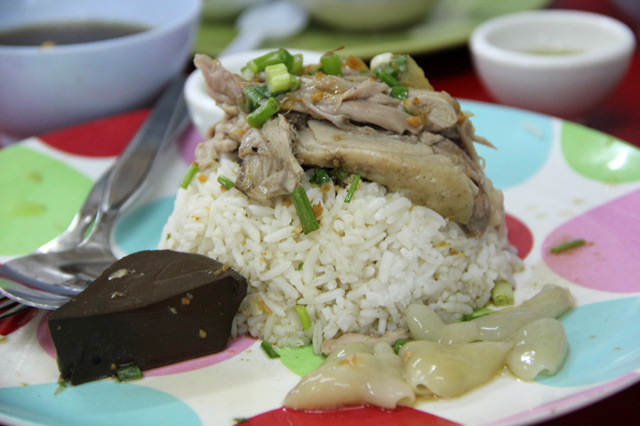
left=0, top=381, right=202, bottom=426
left=538, top=296, right=640, bottom=387
left=460, top=100, right=554, bottom=189
left=114, top=196, right=177, bottom=255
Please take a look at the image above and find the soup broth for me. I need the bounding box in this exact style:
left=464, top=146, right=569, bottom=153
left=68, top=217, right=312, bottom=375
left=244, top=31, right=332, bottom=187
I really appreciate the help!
left=0, top=21, right=150, bottom=46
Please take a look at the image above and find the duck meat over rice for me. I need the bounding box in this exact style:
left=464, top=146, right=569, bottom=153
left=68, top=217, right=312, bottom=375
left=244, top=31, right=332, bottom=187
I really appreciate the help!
left=193, top=51, right=503, bottom=237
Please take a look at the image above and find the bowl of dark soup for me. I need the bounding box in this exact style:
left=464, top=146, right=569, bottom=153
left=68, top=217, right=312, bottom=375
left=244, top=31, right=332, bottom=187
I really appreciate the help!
left=0, top=0, right=201, bottom=142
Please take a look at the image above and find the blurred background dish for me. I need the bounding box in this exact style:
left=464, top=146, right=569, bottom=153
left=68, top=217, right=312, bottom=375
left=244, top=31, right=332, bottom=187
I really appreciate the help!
left=292, top=0, right=436, bottom=31
left=201, top=0, right=266, bottom=22
left=469, top=10, right=635, bottom=119
left=194, top=0, right=551, bottom=59
left=0, top=0, right=201, bottom=143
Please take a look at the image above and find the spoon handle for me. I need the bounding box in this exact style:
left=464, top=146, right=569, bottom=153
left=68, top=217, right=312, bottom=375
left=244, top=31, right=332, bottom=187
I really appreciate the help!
left=83, top=73, right=189, bottom=248
left=101, top=73, right=188, bottom=214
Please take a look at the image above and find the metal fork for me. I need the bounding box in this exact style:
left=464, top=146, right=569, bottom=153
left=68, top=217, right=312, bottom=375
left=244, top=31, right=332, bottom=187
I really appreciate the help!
left=0, top=73, right=188, bottom=311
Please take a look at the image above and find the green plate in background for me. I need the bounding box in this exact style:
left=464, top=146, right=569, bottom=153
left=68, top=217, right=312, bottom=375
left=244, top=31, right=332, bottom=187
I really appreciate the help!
left=195, top=0, right=551, bottom=59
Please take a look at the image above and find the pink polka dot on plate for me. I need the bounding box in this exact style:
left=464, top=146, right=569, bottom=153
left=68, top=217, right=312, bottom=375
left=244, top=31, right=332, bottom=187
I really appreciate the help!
left=542, top=189, right=640, bottom=293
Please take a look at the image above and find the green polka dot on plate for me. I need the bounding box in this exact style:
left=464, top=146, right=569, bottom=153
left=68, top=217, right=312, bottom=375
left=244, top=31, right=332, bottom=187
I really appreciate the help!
left=561, top=121, right=640, bottom=183
left=277, top=345, right=325, bottom=377
left=0, top=145, right=92, bottom=256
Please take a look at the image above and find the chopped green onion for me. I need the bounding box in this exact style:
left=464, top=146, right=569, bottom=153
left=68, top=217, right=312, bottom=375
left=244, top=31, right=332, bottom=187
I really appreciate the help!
left=240, top=66, right=254, bottom=81
left=550, top=239, right=586, bottom=253
left=280, top=48, right=295, bottom=70
left=265, top=63, right=291, bottom=93
left=290, top=53, right=304, bottom=75
left=330, top=168, right=349, bottom=182
left=373, top=55, right=410, bottom=91
left=291, top=187, right=320, bottom=234
left=297, top=262, right=304, bottom=270
left=320, top=54, right=343, bottom=76
left=390, top=85, right=409, bottom=99
left=391, top=54, right=408, bottom=73
left=233, top=419, right=249, bottom=424
left=247, top=49, right=290, bottom=73
left=243, top=85, right=271, bottom=111
left=491, top=280, right=514, bottom=307
left=247, top=97, right=280, bottom=128
left=288, top=75, right=301, bottom=91
left=180, top=163, right=198, bottom=189
left=261, top=340, right=280, bottom=358
left=376, top=63, right=397, bottom=77
left=217, top=174, right=234, bottom=189
left=295, top=305, right=311, bottom=329
left=116, top=364, right=143, bottom=382
left=462, top=306, right=493, bottom=321
left=310, top=169, right=332, bottom=185
left=54, top=380, right=69, bottom=396
left=376, top=70, right=401, bottom=87
left=393, top=338, right=412, bottom=354
left=344, top=174, right=361, bottom=203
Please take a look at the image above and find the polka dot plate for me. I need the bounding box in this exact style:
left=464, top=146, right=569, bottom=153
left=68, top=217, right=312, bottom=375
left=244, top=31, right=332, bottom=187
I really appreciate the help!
left=1, top=100, right=639, bottom=426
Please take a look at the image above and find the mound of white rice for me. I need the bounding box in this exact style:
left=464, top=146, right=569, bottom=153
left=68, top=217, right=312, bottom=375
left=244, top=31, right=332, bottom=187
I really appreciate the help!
left=159, top=155, right=522, bottom=348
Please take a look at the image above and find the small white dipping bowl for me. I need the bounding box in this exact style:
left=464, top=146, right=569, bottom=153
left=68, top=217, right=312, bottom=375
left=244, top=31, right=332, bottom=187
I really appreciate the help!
left=0, top=0, right=201, bottom=140
left=470, top=10, right=635, bottom=119
left=185, top=49, right=322, bottom=138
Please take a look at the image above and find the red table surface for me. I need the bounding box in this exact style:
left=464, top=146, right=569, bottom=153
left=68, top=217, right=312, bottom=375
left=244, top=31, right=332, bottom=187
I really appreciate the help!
left=416, top=0, right=639, bottom=425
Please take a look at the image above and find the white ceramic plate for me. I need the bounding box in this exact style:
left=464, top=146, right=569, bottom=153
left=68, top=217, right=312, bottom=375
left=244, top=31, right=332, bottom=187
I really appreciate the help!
left=1, top=99, right=640, bottom=426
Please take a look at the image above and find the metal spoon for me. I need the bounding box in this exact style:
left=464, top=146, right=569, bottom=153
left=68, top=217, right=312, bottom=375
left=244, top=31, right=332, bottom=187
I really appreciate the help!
left=0, top=74, right=188, bottom=308
left=219, top=0, right=309, bottom=57
left=0, top=165, right=111, bottom=314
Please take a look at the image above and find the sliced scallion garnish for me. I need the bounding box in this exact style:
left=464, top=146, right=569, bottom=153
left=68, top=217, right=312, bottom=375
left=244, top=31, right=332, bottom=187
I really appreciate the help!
left=393, top=338, right=412, bottom=354
left=491, top=280, right=514, bottom=307
left=291, top=187, right=320, bottom=234
left=247, top=48, right=290, bottom=73
left=217, top=174, right=234, bottom=190
left=320, top=54, right=343, bottom=76
left=180, top=163, right=198, bottom=189
left=389, top=54, right=408, bottom=73
left=330, top=168, right=349, bottom=182
left=344, top=174, right=361, bottom=203
left=376, top=69, right=401, bottom=87
left=390, top=85, right=409, bottom=99
left=116, top=364, right=143, bottom=382
left=243, top=85, right=271, bottom=111
left=550, top=239, right=586, bottom=253
left=288, top=75, right=301, bottom=91
left=247, top=96, right=280, bottom=128
left=260, top=340, right=280, bottom=358
left=290, top=53, right=304, bottom=75
left=462, top=306, right=493, bottom=321
left=310, top=169, right=332, bottom=185
left=265, top=63, right=292, bottom=93
left=295, top=305, right=311, bottom=329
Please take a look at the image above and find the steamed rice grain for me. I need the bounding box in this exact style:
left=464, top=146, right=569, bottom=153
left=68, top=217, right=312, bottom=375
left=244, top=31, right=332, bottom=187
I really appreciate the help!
left=159, top=155, right=522, bottom=348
